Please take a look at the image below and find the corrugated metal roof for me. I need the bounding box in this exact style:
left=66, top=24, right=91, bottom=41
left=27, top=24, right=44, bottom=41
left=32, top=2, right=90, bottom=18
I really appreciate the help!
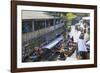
left=22, top=10, right=56, bottom=19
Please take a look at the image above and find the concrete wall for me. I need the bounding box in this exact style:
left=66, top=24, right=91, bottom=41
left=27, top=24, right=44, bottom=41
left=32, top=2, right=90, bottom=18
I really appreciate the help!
left=22, top=23, right=64, bottom=43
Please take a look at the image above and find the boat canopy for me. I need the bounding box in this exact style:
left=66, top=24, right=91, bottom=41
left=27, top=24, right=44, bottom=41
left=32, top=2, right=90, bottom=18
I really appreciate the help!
left=42, top=36, right=63, bottom=49
left=82, top=17, right=90, bottom=20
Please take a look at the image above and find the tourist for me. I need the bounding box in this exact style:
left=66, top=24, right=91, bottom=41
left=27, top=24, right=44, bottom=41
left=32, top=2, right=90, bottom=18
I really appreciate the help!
left=77, top=33, right=88, bottom=59
left=84, top=29, right=89, bottom=42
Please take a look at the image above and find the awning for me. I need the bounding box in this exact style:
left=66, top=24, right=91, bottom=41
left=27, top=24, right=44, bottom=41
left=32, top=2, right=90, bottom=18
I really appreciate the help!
left=82, top=17, right=90, bottom=20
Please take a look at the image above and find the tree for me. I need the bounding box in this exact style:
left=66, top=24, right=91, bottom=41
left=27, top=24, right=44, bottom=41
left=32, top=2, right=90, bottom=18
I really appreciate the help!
left=60, top=12, right=76, bottom=47
left=66, top=13, right=77, bottom=21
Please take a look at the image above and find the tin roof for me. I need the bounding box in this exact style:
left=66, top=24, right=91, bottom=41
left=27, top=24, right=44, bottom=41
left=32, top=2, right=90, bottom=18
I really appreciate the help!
left=22, top=10, right=56, bottom=20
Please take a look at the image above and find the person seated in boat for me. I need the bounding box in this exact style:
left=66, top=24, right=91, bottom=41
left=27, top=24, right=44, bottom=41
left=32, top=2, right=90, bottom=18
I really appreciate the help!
left=34, top=46, right=43, bottom=56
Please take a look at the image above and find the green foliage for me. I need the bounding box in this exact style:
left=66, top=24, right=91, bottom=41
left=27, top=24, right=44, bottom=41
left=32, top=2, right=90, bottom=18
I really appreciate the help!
left=60, top=13, right=65, bottom=17
left=30, top=40, right=39, bottom=49
left=76, top=13, right=90, bottom=17
left=66, top=13, right=77, bottom=21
